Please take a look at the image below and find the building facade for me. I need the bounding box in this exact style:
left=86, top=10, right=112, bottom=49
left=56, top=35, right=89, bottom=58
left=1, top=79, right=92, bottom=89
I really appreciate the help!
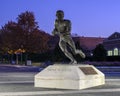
left=103, top=32, right=120, bottom=56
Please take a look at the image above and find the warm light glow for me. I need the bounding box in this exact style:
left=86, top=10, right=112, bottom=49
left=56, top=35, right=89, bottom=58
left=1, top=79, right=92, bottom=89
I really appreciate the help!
left=8, top=50, right=14, bottom=54
left=14, top=49, right=26, bottom=54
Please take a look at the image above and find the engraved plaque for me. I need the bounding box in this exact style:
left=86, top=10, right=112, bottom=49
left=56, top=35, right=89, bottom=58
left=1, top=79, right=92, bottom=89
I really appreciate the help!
left=79, top=67, right=98, bottom=75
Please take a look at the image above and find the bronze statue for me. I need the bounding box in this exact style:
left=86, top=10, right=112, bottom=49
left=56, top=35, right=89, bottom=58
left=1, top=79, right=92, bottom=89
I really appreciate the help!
left=52, top=10, right=85, bottom=64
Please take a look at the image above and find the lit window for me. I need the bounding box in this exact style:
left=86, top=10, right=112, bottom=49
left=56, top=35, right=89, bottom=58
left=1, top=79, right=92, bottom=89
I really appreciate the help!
left=114, top=48, right=118, bottom=56
left=107, top=50, right=113, bottom=56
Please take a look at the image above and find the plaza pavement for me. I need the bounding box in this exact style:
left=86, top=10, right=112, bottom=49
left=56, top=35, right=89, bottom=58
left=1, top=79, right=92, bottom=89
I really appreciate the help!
left=0, top=64, right=120, bottom=96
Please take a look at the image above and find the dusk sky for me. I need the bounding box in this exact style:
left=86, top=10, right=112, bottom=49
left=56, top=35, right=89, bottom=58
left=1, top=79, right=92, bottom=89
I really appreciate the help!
left=1, top=0, right=120, bottom=37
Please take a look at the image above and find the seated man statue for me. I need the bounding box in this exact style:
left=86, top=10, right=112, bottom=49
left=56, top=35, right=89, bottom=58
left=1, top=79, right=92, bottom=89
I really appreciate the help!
left=52, top=10, right=85, bottom=64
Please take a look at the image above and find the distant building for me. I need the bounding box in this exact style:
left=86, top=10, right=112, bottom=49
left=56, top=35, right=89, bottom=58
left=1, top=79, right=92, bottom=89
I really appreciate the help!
left=47, top=32, right=120, bottom=57
left=103, top=32, right=120, bottom=56
left=77, top=36, right=105, bottom=56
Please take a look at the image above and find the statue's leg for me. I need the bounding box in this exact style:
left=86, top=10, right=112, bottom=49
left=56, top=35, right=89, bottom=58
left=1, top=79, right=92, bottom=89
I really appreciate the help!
left=67, top=38, right=76, bottom=55
left=67, top=37, right=86, bottom=58
left=59, top=40, right=77, bottom=64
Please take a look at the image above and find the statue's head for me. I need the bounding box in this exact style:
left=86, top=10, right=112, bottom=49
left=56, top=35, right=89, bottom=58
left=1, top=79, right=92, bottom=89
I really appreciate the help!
left=56, top=10, right=64, bottom=20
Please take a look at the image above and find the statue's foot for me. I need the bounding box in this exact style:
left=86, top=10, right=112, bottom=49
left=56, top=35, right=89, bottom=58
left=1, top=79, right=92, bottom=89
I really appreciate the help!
left=69, top=60, right=77, bottom=64
left=76, top=50, right=86, bottom=58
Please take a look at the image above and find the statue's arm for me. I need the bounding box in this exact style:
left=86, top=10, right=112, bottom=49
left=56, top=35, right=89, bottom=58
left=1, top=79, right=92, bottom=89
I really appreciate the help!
left=64, top=20, right=71, bottom=34
left=52, top=20, right=58, bottom=36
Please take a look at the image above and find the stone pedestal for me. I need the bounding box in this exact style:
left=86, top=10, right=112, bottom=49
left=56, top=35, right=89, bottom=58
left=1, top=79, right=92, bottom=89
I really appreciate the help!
left=34, top=64, right=105, bottom=89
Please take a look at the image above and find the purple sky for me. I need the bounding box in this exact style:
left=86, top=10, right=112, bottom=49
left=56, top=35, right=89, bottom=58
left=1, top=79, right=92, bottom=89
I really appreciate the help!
left=1, top=0, right=120, bottom=37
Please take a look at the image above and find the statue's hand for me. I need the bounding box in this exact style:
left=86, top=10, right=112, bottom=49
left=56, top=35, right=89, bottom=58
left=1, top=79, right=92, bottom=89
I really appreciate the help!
left=52, top=30, right=59, bottom=36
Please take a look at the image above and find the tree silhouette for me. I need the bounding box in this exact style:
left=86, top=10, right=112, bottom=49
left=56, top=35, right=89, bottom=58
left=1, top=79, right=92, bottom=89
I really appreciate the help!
left=17, top=11, right=38, bottom=31
left=93, top=44, right=107, bottom=61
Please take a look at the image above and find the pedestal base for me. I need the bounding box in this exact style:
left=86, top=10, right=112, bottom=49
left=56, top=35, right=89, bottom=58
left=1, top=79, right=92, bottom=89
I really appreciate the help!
left=34, top=64, right=105, bottom=89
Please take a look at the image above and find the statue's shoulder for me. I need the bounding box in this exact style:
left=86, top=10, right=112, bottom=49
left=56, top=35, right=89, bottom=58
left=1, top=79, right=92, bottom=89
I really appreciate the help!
left=54, top=19, right=58, bottom=25
left=64, top=19, right=71, bottom=24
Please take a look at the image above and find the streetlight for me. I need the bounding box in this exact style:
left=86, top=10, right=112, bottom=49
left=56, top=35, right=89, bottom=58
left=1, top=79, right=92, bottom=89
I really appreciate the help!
left=14, top=49, right=25, bottom=65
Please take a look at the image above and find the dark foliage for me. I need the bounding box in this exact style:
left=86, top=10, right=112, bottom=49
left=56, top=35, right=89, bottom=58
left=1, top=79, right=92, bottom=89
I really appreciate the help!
left=93, top=44, right=107, bottom=61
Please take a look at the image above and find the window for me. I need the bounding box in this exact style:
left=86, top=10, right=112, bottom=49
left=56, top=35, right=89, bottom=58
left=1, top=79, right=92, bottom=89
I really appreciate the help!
left=107, top=50, right=113, bottom=56
left=114, top=48, right=118, bottom=56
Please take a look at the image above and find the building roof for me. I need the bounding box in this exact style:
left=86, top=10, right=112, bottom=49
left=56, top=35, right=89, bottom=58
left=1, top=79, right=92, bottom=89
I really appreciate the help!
left=78, top=36, right=106, bottom=50
left=106, top=32, right=120, bottom=40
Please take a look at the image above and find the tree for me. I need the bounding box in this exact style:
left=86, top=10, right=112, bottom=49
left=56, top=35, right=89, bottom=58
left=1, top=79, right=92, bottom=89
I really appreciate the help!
left=17, top=11, right=38, bottom=31
left=0, top=21, right=19, bottom=63
left=93, top=44, right=107, bottom=61
left=17, top=11, right=50, bottom=53
left=17, top=11, right=38, bottom=53
left=17, top=11, right=50, bottom=63
left=0, top=21, right=18, bottom=53
left=0, top=11, right=51, bottom=64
